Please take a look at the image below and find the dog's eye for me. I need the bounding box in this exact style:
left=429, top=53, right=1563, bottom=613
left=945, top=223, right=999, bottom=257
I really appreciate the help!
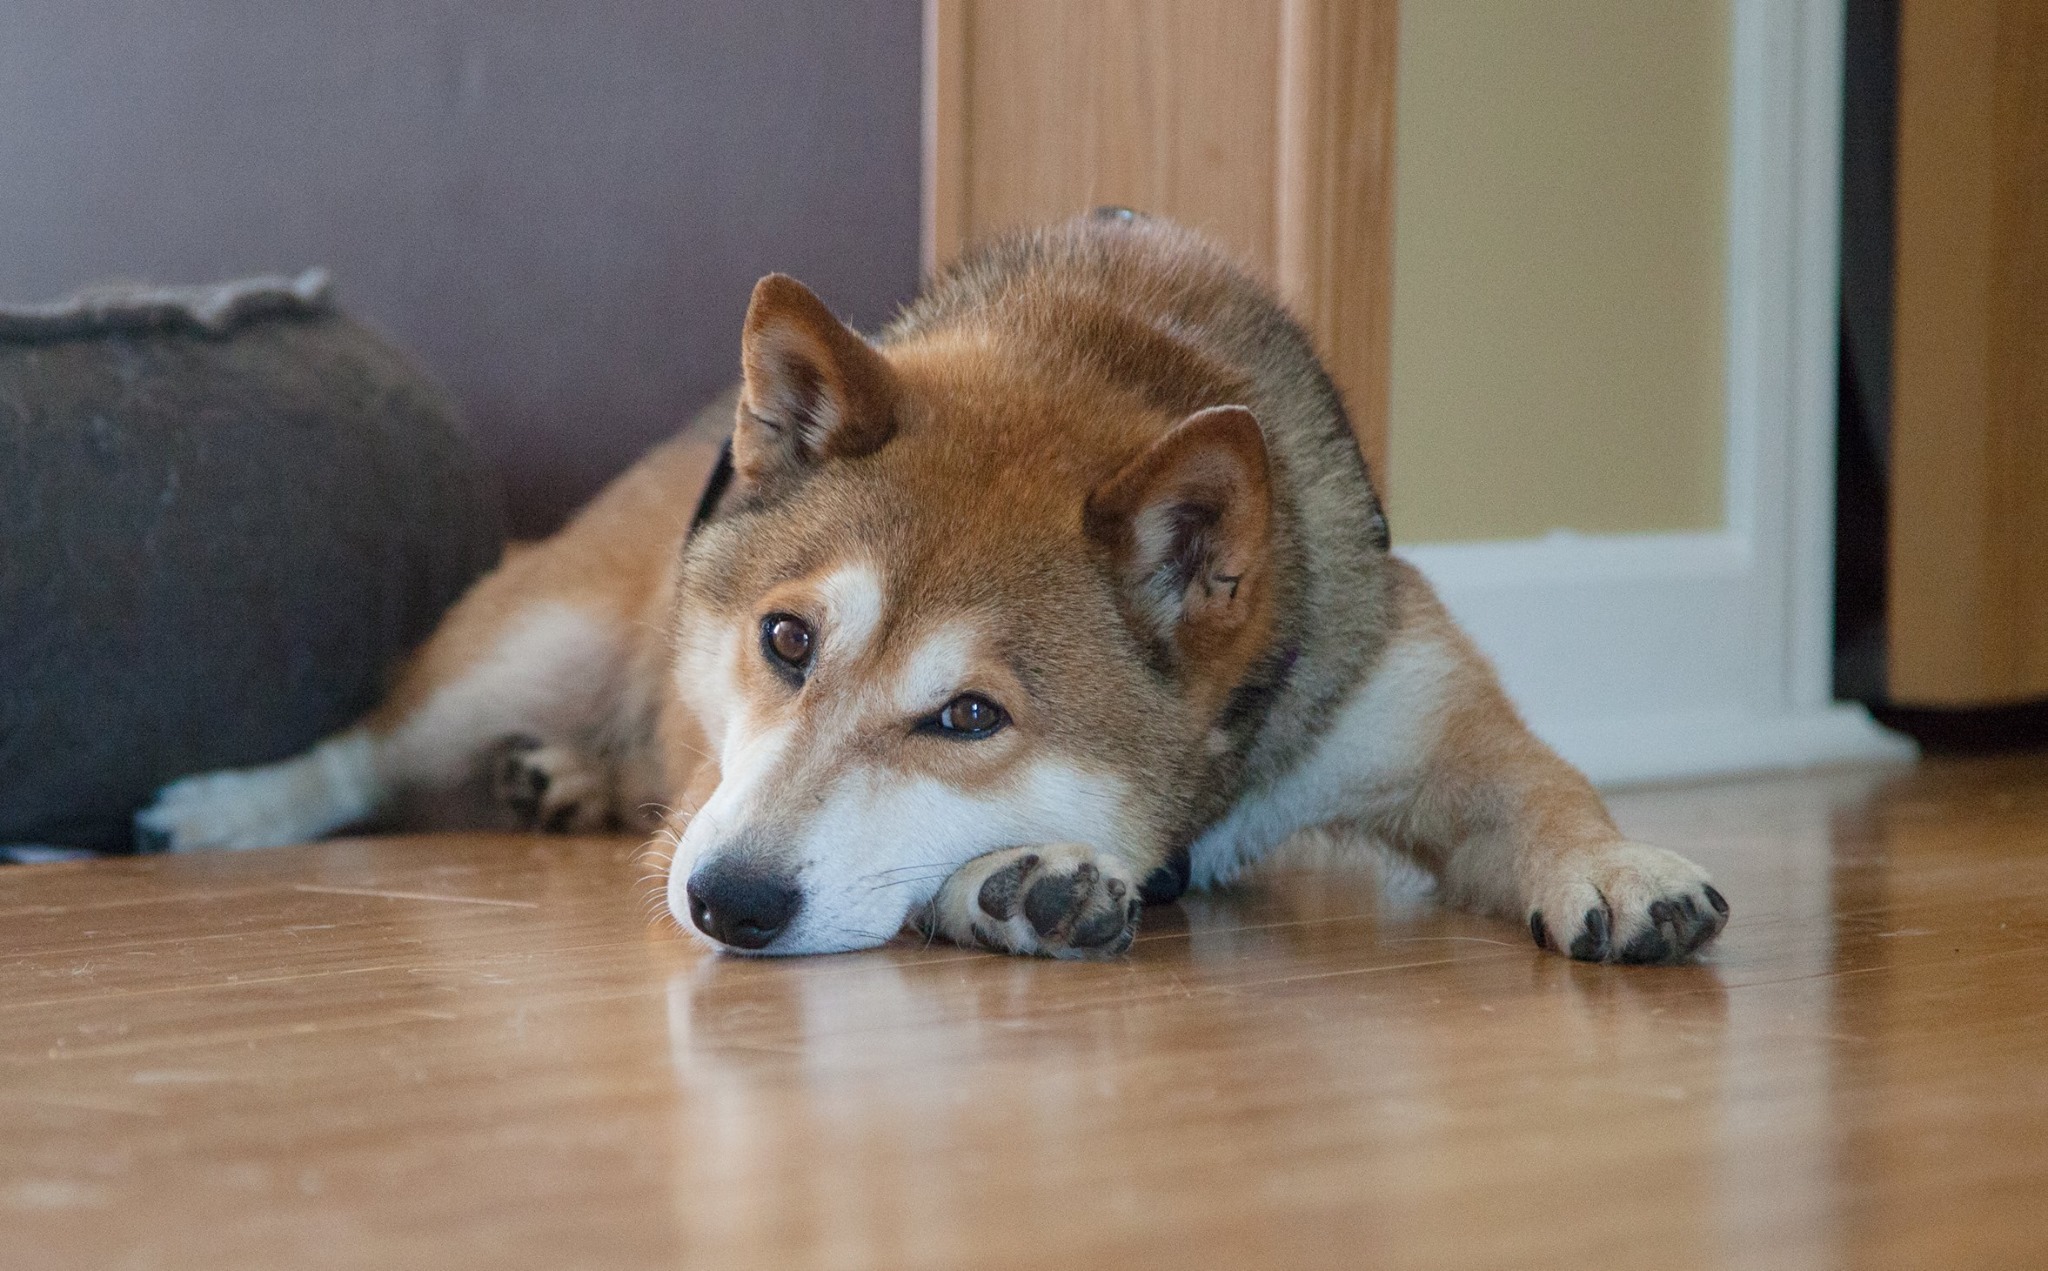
left=760, top=614, right=813, bottom=680
left=931, top=693, right=1007, bottom=740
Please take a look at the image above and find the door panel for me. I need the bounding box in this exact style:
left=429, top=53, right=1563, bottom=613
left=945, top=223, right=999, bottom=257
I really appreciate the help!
left=1888, top=0, right=2048, bottom=706
left=923, top=0, right=1397, bottom=482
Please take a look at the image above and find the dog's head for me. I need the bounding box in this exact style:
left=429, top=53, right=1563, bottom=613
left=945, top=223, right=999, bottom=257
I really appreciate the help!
left=666, top=272, right=1276, bottom=954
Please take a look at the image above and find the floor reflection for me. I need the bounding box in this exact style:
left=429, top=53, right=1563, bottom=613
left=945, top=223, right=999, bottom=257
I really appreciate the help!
left=659, top=838, right=1755, bottom=1268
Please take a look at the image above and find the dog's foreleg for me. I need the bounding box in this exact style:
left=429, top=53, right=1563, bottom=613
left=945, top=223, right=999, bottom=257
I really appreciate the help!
left=137, top=418, right=725, bottom=853
left=922, top=844, right=1145, bottom=959
left=1366, top=562, right=1729, bottom=963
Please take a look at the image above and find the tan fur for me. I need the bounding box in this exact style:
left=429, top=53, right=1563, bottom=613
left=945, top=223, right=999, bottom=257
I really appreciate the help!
left=140, top=213, right=1725, bottom=966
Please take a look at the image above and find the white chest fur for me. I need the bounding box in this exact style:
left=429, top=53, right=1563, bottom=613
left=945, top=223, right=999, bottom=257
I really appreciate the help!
left=1188, top=630, right=1456, bottom=888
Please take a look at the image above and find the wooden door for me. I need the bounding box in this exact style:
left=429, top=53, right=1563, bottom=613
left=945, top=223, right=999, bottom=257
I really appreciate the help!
left=922, top=0, right=1398, bottom=483
left=1889, top=0, right=2048, bottom=707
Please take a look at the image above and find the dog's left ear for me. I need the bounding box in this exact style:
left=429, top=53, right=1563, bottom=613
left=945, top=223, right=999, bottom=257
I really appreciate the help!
left=1085, top=405, right=1275, bottom=677
left=735, top=274, right=899, bottom=487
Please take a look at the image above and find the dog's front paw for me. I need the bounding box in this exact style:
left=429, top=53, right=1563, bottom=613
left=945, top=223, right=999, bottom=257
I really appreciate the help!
left=1525, top=841, right=1728, bottom=964
left=927, top=844, right=1143, bottom=959
left=490, top=736, right=616, bottom=832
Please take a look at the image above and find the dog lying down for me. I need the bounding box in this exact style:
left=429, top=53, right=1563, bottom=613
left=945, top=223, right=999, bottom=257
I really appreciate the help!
left=139, top=211, right=1728, bottom=964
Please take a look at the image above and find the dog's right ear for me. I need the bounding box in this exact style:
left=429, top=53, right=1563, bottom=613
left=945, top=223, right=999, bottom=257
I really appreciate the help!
left=1085, top=405, right=1275, bottom=697
left=734, top=274, right=899, bottom=488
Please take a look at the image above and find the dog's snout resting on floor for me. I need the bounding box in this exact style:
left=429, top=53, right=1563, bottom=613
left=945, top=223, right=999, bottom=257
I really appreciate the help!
left=139, top=213, right=1729, bottom=964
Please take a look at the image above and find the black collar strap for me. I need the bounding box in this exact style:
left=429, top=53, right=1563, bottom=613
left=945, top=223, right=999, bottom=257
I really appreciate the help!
left=687, top=436, right=735, bottom=540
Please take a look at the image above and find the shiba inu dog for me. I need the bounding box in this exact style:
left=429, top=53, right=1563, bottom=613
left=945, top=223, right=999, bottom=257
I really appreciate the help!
left=139, top=211, right=1728, bottom=964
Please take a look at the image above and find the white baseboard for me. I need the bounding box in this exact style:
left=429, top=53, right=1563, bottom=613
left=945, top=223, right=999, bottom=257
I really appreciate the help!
left=1534, top=704, right=1913, bottom=790
left=1402, top=533, right=1915, bottom=790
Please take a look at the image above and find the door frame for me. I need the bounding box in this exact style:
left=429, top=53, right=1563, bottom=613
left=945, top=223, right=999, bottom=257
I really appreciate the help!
left=1402, top=0, right=1912, bottom=784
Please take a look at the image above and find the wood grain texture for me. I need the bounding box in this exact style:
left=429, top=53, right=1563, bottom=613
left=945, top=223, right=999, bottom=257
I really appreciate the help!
left=5, top=755, right=2048, bottom=1269
left=923, top=0, right=1394, bottom=484
left=961, top=0, right=1284, bottom=265
left=920, top=0, right=967, bottom=278
left=1889, top=0, right=2048, bottom=706
left=1275, top=0, right=1397, bottom=491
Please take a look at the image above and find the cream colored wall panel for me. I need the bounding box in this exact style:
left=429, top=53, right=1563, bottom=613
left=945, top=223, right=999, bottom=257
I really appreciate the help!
left=1389, top=0, right=1730, bottom=542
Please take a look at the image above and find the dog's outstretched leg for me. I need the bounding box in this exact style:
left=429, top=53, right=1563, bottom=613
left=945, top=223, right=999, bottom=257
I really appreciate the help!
left=133, top=726, right=387, bottom=852
left=1349, top=561, right=1728, bottom=963
left=1189, top=557, right=1727, bottom=964
left=921, top=843, right=1145, bottom=959
left=136, top=570, right=640, bottom=851
left=136, top=428, right=722, bottom=853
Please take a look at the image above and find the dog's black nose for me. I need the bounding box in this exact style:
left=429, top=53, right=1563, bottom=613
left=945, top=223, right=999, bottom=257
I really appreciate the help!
left=684, top=859, right=801, bottom=950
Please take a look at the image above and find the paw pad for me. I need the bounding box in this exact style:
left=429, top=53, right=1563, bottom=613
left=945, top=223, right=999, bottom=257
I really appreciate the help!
left=976, top=853, right=1039, bottom=921
left=966, top=849, right=1142, bottom=958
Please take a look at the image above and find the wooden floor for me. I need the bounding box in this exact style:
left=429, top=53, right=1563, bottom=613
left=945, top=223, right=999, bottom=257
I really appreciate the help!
left=4, top=755, right=2047, bottom=1270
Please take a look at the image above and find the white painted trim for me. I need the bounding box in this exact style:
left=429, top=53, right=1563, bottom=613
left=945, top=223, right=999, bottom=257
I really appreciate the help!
left=1399, top=0, right=1914, bottom=788
left=1542, top=704, right=1913, bottom=790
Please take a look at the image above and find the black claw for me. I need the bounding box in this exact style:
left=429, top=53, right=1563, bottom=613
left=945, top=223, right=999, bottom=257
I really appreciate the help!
left=1569, top=905, right=1611, bottom=962
left=1529, top=911, right=1550, bottom=950
left=977, top=854, right=1038, bottom=921
left=1704, top=884, right=1729, bottom=916
left=1684, top=894, right=1729, bottom=953
left=133, top=823, right=173, bottom=855
left=1677, top=896, right=1715, bottom=951
left=1618, top=924, right=1675, bottom=964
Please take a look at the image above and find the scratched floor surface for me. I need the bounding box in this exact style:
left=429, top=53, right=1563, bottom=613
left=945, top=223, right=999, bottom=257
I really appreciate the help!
left=3, top=753, right=2046, bottom=1269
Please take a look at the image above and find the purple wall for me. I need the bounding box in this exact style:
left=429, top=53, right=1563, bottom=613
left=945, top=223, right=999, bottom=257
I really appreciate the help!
left=0, top=2, right=924, bottom=534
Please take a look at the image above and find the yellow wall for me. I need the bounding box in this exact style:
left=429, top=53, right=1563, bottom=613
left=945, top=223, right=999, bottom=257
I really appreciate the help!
left=1388, top=1, right=1731, bottom=542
